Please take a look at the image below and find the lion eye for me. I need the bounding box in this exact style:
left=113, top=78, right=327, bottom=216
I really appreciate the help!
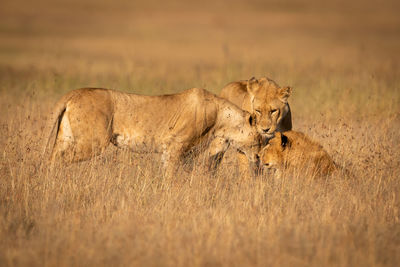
left=270, top=109, right=278, bottom=114
left=255, top=109, right=261, bottom=114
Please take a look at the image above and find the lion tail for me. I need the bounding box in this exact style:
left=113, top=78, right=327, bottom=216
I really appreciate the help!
left=42, top=92, right=75, bottom=160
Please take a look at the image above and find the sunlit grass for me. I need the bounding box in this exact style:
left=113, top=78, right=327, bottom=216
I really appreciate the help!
left=0, top=0, right=399, bottom=266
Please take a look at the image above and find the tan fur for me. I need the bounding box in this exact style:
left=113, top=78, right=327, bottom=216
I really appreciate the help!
left=44, top=88, right=261, bottom=176
left=260, top=131, right=337, bottom=177
left=219, top=77, right=292, bottom=138
left=219, top=77, right=293, bottom=178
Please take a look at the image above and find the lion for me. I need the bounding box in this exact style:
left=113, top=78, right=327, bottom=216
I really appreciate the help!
left=259, top=131, right=337, bottom=178
left=219, top=77, right=292, bottom=177
left=44, top=87, right=262, bottom=176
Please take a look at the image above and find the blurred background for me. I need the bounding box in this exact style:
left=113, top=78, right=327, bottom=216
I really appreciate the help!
left=1, top=2, right=400, bottom=266
left=1, top=0, right=399, bottom=105
left=0, top=0, right=399, bottom=141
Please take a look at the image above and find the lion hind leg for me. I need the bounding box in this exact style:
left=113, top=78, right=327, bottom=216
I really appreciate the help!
left=50, top=112, right=80, bottom=163
left=51, top=108, right=112, bottom=163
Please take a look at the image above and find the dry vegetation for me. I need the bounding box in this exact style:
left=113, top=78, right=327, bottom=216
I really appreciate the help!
left=1, top=0, right=400, bottom=266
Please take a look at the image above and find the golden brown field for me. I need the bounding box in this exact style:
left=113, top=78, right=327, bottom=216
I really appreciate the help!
left=1, top=0, right=400, bottom=266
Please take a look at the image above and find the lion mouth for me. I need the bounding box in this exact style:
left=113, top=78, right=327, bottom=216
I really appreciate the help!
left=258, top=128, right=275, bottom=139
left=261, top=132, right=275, bottom=141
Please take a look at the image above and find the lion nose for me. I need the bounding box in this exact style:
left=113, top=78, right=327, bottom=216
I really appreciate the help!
left=262, top=128, right=271, bottom=133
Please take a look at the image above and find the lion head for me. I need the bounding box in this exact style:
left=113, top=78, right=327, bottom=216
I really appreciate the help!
left=215, top=106, right=262, bottom=164
left=259, top=131, right=288, bottom=172
left=247, top=77, right=292, bottom=139
left=259, top=131, right=337, bottom=177
left=232, top=112, right=262, bottom=164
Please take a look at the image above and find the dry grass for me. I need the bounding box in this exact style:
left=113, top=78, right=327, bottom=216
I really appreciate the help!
left=1, top=0, right=400, bottom=266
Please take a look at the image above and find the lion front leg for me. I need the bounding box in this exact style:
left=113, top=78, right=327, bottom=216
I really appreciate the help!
left=205, top=137, right=230, bottom=175
left=237, top=152, right=251, bottom=179
left=160, top=145, right=184, bottom=178
left=236, top=151, right=259, bottom=180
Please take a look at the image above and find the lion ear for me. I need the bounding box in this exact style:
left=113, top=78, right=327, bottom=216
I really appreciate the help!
left=278, top=86, right=292, bottom=103
left=247, top=77, right=260, bottom=95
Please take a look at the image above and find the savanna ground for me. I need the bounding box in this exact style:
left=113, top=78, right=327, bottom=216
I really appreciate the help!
left=1, top=0, right=400, bottom=266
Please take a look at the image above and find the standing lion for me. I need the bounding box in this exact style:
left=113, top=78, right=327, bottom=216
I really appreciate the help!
left=44, top=87, right=262, bottom=177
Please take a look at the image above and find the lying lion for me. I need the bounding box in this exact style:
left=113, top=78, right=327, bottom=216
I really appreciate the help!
left=44, top=87, right=261, bottom=176
left=259, top=131, right=337, bottom=177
